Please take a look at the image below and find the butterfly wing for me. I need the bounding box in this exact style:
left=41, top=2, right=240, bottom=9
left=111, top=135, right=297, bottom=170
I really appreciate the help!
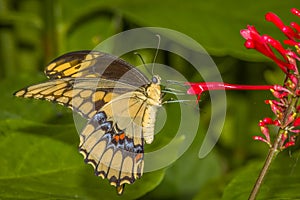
left=14, top=78, right=140, bottom=119
left=45, top=50, right=149, bottom=87
left=79, top=88, right=152, bottom=194
left=14, top=51, right=150, bottom=119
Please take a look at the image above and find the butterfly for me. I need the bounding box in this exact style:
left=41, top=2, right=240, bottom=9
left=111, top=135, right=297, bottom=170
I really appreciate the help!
left=14, top=50, right=162, bottom=195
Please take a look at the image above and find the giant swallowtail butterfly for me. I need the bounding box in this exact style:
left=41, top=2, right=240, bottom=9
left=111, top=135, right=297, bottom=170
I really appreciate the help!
left=14, top=50, right=162, bottom=195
